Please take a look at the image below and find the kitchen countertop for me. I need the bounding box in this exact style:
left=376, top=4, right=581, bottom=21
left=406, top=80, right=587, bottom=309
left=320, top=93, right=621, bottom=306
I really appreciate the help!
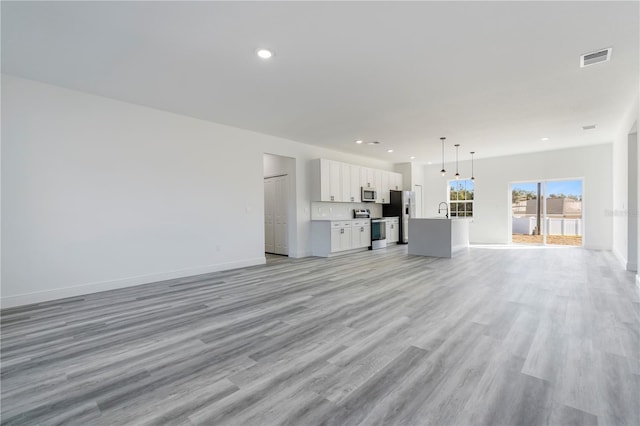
left=311, top=218, right=371, bottom=221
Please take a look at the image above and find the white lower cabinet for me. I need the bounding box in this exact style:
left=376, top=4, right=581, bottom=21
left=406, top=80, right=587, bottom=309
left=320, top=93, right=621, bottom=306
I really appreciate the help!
left=312, top=220, right=370, bottom=257
left=351, top=220, right=371, bottom=249
left=332, top=221, right=352, bottom=252
left=386, top=217, right=400, bottom=244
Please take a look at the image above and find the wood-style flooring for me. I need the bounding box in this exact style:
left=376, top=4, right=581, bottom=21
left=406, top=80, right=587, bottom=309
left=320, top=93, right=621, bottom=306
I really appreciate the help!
left=1, top=245, right=639, bottom=425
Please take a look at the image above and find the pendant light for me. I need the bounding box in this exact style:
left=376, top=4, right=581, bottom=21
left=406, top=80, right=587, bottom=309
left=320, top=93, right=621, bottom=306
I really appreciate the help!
left=454, top=144, right=460, bottom=179
left=440, top=137, right=446, bottom=176
left=470, top=151, right=476, bottom=181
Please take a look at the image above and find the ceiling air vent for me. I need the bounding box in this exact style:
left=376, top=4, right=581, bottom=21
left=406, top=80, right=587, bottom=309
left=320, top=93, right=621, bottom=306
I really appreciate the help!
left=582, top=124, right=597, bottom=130
left=580, top=48, right=612, bottom=68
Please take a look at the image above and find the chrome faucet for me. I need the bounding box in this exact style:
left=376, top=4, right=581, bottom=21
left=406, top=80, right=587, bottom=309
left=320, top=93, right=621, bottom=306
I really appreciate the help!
left=438, top=202, right=449, bottom=219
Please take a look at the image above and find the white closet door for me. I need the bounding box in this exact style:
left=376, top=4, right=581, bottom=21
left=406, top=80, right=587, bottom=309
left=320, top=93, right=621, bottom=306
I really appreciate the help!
left=265, top=175, right=289, bottom=256
left=264, top=179, right=275, bottom=253
left=274, top=175, right=289, bottom=255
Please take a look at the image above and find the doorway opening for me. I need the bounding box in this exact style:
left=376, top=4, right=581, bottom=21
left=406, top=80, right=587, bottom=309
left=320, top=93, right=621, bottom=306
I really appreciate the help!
left=263, top=153, right=296, bottom=257
left=511, top=179, right=583, bottom=246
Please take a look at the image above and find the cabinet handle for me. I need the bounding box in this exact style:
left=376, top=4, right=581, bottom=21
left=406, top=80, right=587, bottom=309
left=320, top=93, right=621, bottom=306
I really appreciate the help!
left=351, top=197, right=354, bottom=202
left=330, top=195, right=334, bottom=201
left=361, top=227, right=364, bottom=232
left=341, top=228, right=344, bottom=234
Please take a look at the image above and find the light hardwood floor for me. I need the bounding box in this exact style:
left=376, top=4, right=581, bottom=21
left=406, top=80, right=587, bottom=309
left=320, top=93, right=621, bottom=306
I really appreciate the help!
left=1, top=245, right=639, bottom=425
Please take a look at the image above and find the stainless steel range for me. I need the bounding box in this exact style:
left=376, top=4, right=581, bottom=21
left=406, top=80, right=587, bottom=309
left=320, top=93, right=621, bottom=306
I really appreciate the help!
left=353, top=208, right=370, bottom=219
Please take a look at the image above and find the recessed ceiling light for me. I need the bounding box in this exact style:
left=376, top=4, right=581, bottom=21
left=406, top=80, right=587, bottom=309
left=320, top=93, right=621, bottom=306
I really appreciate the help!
left=355, top=140, right=363, bottom=144
left=410, top=156, right=416, bottom=160
left=387, top=149, right=394, bottom=153
left=256, top=48, right=274, bottom=59
left=427, top=161, right=432, bottom=165
left=540, top=137, right=549, bottom=141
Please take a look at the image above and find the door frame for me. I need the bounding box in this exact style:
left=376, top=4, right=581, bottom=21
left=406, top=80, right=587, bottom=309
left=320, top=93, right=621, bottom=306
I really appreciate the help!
left=264, top=174, right=290, bottom=256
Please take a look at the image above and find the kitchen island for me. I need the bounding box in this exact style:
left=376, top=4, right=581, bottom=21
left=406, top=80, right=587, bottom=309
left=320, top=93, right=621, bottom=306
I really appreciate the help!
left=408, top=218, right=469, bottom=258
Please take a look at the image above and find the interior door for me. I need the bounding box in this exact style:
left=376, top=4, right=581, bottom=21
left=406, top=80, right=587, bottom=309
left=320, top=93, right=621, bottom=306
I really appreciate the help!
left=264, top=175, right=289, bottom=255
left=264, top=178, right=275, bottom=253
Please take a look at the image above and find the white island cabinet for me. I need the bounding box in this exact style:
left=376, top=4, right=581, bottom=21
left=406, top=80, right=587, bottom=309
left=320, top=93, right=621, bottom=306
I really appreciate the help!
left=407, top=218, right=469, bottom=258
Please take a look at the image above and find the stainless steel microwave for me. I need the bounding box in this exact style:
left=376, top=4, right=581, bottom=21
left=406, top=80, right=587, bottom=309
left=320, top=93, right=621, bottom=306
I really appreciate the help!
left=361, top=187, right=377, bottom=202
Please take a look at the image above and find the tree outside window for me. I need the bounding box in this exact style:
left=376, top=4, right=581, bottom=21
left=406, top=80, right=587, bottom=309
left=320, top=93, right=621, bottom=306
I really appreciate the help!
left=449, top=179, right=474, bottom=217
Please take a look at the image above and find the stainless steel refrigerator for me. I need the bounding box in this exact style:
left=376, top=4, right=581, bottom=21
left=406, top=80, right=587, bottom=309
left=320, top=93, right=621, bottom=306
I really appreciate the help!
left=383, top=190, right=415, bottom=244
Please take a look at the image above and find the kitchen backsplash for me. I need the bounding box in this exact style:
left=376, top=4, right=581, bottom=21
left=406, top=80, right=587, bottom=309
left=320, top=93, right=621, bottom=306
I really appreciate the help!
left=311, top=202, right=382, bottom=220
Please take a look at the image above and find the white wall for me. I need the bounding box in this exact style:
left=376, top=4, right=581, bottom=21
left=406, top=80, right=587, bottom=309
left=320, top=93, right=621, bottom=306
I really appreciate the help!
left=612, top=97, right=639, bottom=269
left=1, top=75, right=393, bottom=307
left=627, top=132, right=638, bottom=271
left=613, top=125, right=630, bottom=265
left=394, top=163, right=412, bottom=191
left=422, top=144, right=613, bottom=249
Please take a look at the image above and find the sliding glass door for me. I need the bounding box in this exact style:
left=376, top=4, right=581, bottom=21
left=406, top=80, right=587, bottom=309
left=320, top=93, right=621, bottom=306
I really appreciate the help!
left=511, top=179, right=583, bottom=246
left=543, top=180, right=583, bottom=246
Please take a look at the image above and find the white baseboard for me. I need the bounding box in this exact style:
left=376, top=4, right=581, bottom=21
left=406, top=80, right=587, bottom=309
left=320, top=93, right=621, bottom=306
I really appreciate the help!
left=584, top=244, right=614, bottom=251
left=292, top=250, right=313, bottom=259
left=612, top=248, right=627, bottom=269
left=1, top=257, right=266, bottom=309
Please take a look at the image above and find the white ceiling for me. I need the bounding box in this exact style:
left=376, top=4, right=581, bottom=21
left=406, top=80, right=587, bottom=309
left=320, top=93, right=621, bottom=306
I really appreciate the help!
left=2, top=1, right=638, bottom=163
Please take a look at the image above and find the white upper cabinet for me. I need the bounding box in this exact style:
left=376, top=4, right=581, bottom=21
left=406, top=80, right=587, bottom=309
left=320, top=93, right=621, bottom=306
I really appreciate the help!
left=329, top=160, right=342, bottom=201
left=380, top=171, right=390, bottom=204
left=360, top=167, right=374, bottom=189
left=341, top=163, right=351, bottom=202
left=313, top=159, right=343, bottom=202
left=390, top=172, right=403, bottom=191
left=373, top=170, right=383, bottom=203
left=350, top=165, right=361, bottom=202
left=312, top=159, right=404, bottom=203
